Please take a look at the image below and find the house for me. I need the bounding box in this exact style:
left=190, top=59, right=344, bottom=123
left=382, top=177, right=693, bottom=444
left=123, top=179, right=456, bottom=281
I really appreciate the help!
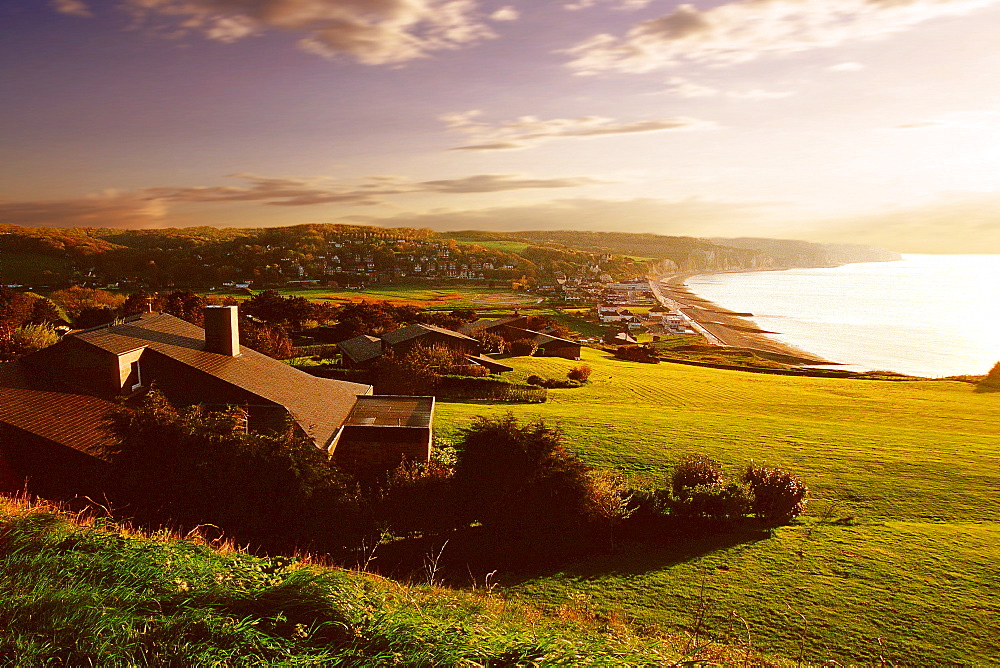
left=460, top=314, right=582, bottom=361
left=0, top=306, right=433, bottom=497
left=504, top=327, right=583, bottom=361
left=338, top=323, right=513, bottom=374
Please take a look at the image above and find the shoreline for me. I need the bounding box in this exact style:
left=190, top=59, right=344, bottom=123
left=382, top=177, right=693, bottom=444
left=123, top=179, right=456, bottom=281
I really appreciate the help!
left=649, top=272, right=838, bottom=367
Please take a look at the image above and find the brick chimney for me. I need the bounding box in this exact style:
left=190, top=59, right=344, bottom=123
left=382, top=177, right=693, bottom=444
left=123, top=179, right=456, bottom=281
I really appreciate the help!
left=203, top=305, right=240, bottom=356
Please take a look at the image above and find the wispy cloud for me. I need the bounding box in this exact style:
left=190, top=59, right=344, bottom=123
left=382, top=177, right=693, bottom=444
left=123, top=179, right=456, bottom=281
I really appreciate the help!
left=0, top=172, right=604, bottom=228
left=564, top=0, right=653, bottom=10
left=664, top=77, right=793, bottom=100
left=442, top=111, right=715, bottom=150
left=51, top=0, right=93, bottom=18
left=0, top=191, right=168, bottom=229
left=566, top=0, right=1000, bottom=73
left=94, top=0, right=503, bottom=65
left=344, top=196, right=780, bottom=235
left=888, top=110, right=1000, bottom=131
left=490, top=6, right=520, bottom=21
left=829, top=61, right=866, bottom=72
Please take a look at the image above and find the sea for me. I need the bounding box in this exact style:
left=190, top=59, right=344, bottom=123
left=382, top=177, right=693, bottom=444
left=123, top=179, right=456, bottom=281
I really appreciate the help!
left=685, top=254, right=1000, bottom=378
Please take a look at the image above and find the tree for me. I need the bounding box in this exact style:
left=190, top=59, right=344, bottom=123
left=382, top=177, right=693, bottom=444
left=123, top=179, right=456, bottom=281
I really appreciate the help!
left=374, top=344, right=466, bottom=395
left=240, top=320, right=294, bottom=359
left=243, top=290, right=315, bottom=329
left=103, top=391, right=342, bottom=547
left=472, top=331, right=506, bottom=354
left=982, top=361, right=1000, bottom=389
left=453, top=414, right=618, bottom=557
left=741, top=461, right=808, bottom=526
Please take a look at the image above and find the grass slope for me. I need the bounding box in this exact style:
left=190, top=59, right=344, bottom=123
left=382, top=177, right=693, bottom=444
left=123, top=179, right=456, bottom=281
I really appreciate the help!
left=435, top=349, right=1000, bottom=665
left=0, top=497, right=715, bottom=666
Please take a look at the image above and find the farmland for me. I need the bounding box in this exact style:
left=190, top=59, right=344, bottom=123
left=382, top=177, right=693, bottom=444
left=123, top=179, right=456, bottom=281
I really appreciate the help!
left=434, top=349, right=1000, bottom=664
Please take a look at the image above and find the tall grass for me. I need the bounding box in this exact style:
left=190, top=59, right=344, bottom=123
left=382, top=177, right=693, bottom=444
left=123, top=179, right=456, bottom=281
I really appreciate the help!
left=0, top=496, right=721, bottom=666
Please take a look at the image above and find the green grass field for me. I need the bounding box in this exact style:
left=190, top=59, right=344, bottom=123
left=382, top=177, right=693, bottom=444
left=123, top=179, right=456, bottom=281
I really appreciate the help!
left=434, top=349, right=1000, bottom=665
left=206, top=284, right=542, bottom=309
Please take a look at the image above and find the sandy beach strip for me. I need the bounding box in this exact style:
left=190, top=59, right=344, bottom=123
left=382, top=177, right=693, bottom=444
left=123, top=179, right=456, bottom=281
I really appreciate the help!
left=651, top=273, right=838, bottom=366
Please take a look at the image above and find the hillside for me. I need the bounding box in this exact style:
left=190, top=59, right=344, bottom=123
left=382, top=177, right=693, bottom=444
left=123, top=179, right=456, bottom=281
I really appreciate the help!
left=434, top=349, right=1000, bottom=665
left=0, top=223, right=898, bottom=290
left=0, top=496, right=750, bottom=666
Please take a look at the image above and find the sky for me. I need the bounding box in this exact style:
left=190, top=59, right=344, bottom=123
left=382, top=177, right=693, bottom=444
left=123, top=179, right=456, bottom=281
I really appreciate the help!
left=3, top=0, right=1000, bottom=252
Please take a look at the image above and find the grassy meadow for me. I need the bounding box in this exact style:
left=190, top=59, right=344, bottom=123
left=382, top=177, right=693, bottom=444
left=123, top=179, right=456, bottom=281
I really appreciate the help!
left=434, top=348, right=1000, bottom=665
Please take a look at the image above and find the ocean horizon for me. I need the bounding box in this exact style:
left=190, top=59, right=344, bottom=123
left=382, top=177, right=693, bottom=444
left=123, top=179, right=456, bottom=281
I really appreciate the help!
left=685, top=254, right=1000, bottom=378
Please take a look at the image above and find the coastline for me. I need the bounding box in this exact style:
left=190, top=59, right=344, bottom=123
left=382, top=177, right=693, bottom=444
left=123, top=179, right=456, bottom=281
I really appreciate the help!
left=650, top=272, right=838, bottom=366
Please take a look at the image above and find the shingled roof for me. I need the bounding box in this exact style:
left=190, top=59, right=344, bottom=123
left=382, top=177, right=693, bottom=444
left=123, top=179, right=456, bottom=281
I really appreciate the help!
left=0, top=361, right=117, bottom=458
left=380, top=323, right=478, bottom=346
left=39, top=313, right=373, bottom=449
left=337, top=335, right=383, bottom=365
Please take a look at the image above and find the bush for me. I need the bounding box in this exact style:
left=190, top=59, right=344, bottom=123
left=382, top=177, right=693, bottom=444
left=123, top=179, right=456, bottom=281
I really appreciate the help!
left=741, top=462, right=808, bottom=525
left=982, top=361, right=1000, bottom=389
left=509, top=339, right=539, bottom=356
left=567, top=365, right=592, bottom=381
left=526, top=375, right=584, bottom=389
left=453, top=414, right=617, bottom=557
left=667, top=482, right=752, bottom=524
left=614, top=345, right=659, bottom=363
left=671, top=454, right=724, bottom=498
left=473, top=331, right=507, bottom=354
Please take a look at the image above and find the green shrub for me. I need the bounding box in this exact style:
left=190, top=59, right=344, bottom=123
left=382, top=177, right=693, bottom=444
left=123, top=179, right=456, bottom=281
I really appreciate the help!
left=453, top=414, right=610, bottom=557
left=567, top=364, right=592, bottom=381
left=526, top=375, right=584, bottom=389
left=982, top=361, right=1000, bottom=389
left=667, top=482, right=752, bottom=524
left=671, top=454, right=724, bottom=498
left=741, top=461, right=808, bottom=525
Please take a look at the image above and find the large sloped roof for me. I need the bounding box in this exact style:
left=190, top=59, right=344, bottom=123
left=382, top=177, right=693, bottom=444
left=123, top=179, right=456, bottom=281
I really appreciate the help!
left=505, top=326, right=580, bottom=348
left=337, top=335, right=383, bottom=365
left=69, top=313, right=373, bottom=447
left=380, top=323, right=477, bottom=346
left=0, top=361, right=117, bottom=458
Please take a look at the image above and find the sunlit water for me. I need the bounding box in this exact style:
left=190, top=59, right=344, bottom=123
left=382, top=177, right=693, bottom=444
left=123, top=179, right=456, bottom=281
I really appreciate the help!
left=686, top=255, right=1000, bottom=378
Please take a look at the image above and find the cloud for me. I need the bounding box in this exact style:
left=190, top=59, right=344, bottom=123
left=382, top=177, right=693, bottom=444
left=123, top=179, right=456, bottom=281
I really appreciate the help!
left=664, top=77, right=793, bottom=100
left=565, top=0, right=652, bottom=9
left=0, top=172, right=604, bottom=228
left=490, top=6, right=519, bottom=21
left=147, top=172, right=599, bottom=204
left=417, top=174, right=604, bottom=192
left=0, top=191, right=168, bottom=229
left=115, top=0, right=499, bottom=65
left=829, top=61, right=866, bottom=72
left=342, top=196, right=780, bottom=235
left=888, top=110, right=1000, bottom=131
left=51, top=0, right=93, bottom=17
left=812, top=191, right=1000, bottom=253
left=566, top=0, right=1000, bottom=73
left=443, top=110, right=715, bottom=150
left=145, top=174, right=385, bottom=207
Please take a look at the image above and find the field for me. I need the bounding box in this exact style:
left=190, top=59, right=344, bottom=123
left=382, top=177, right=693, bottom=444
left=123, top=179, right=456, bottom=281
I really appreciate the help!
left=206, top=284, right=543, bottom=309
left=434, top=349, right=1000, bottom=665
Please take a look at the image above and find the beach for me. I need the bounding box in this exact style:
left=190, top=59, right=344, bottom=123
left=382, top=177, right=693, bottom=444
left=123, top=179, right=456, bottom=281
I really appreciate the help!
left=650, top=273, right=836, bottom=366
